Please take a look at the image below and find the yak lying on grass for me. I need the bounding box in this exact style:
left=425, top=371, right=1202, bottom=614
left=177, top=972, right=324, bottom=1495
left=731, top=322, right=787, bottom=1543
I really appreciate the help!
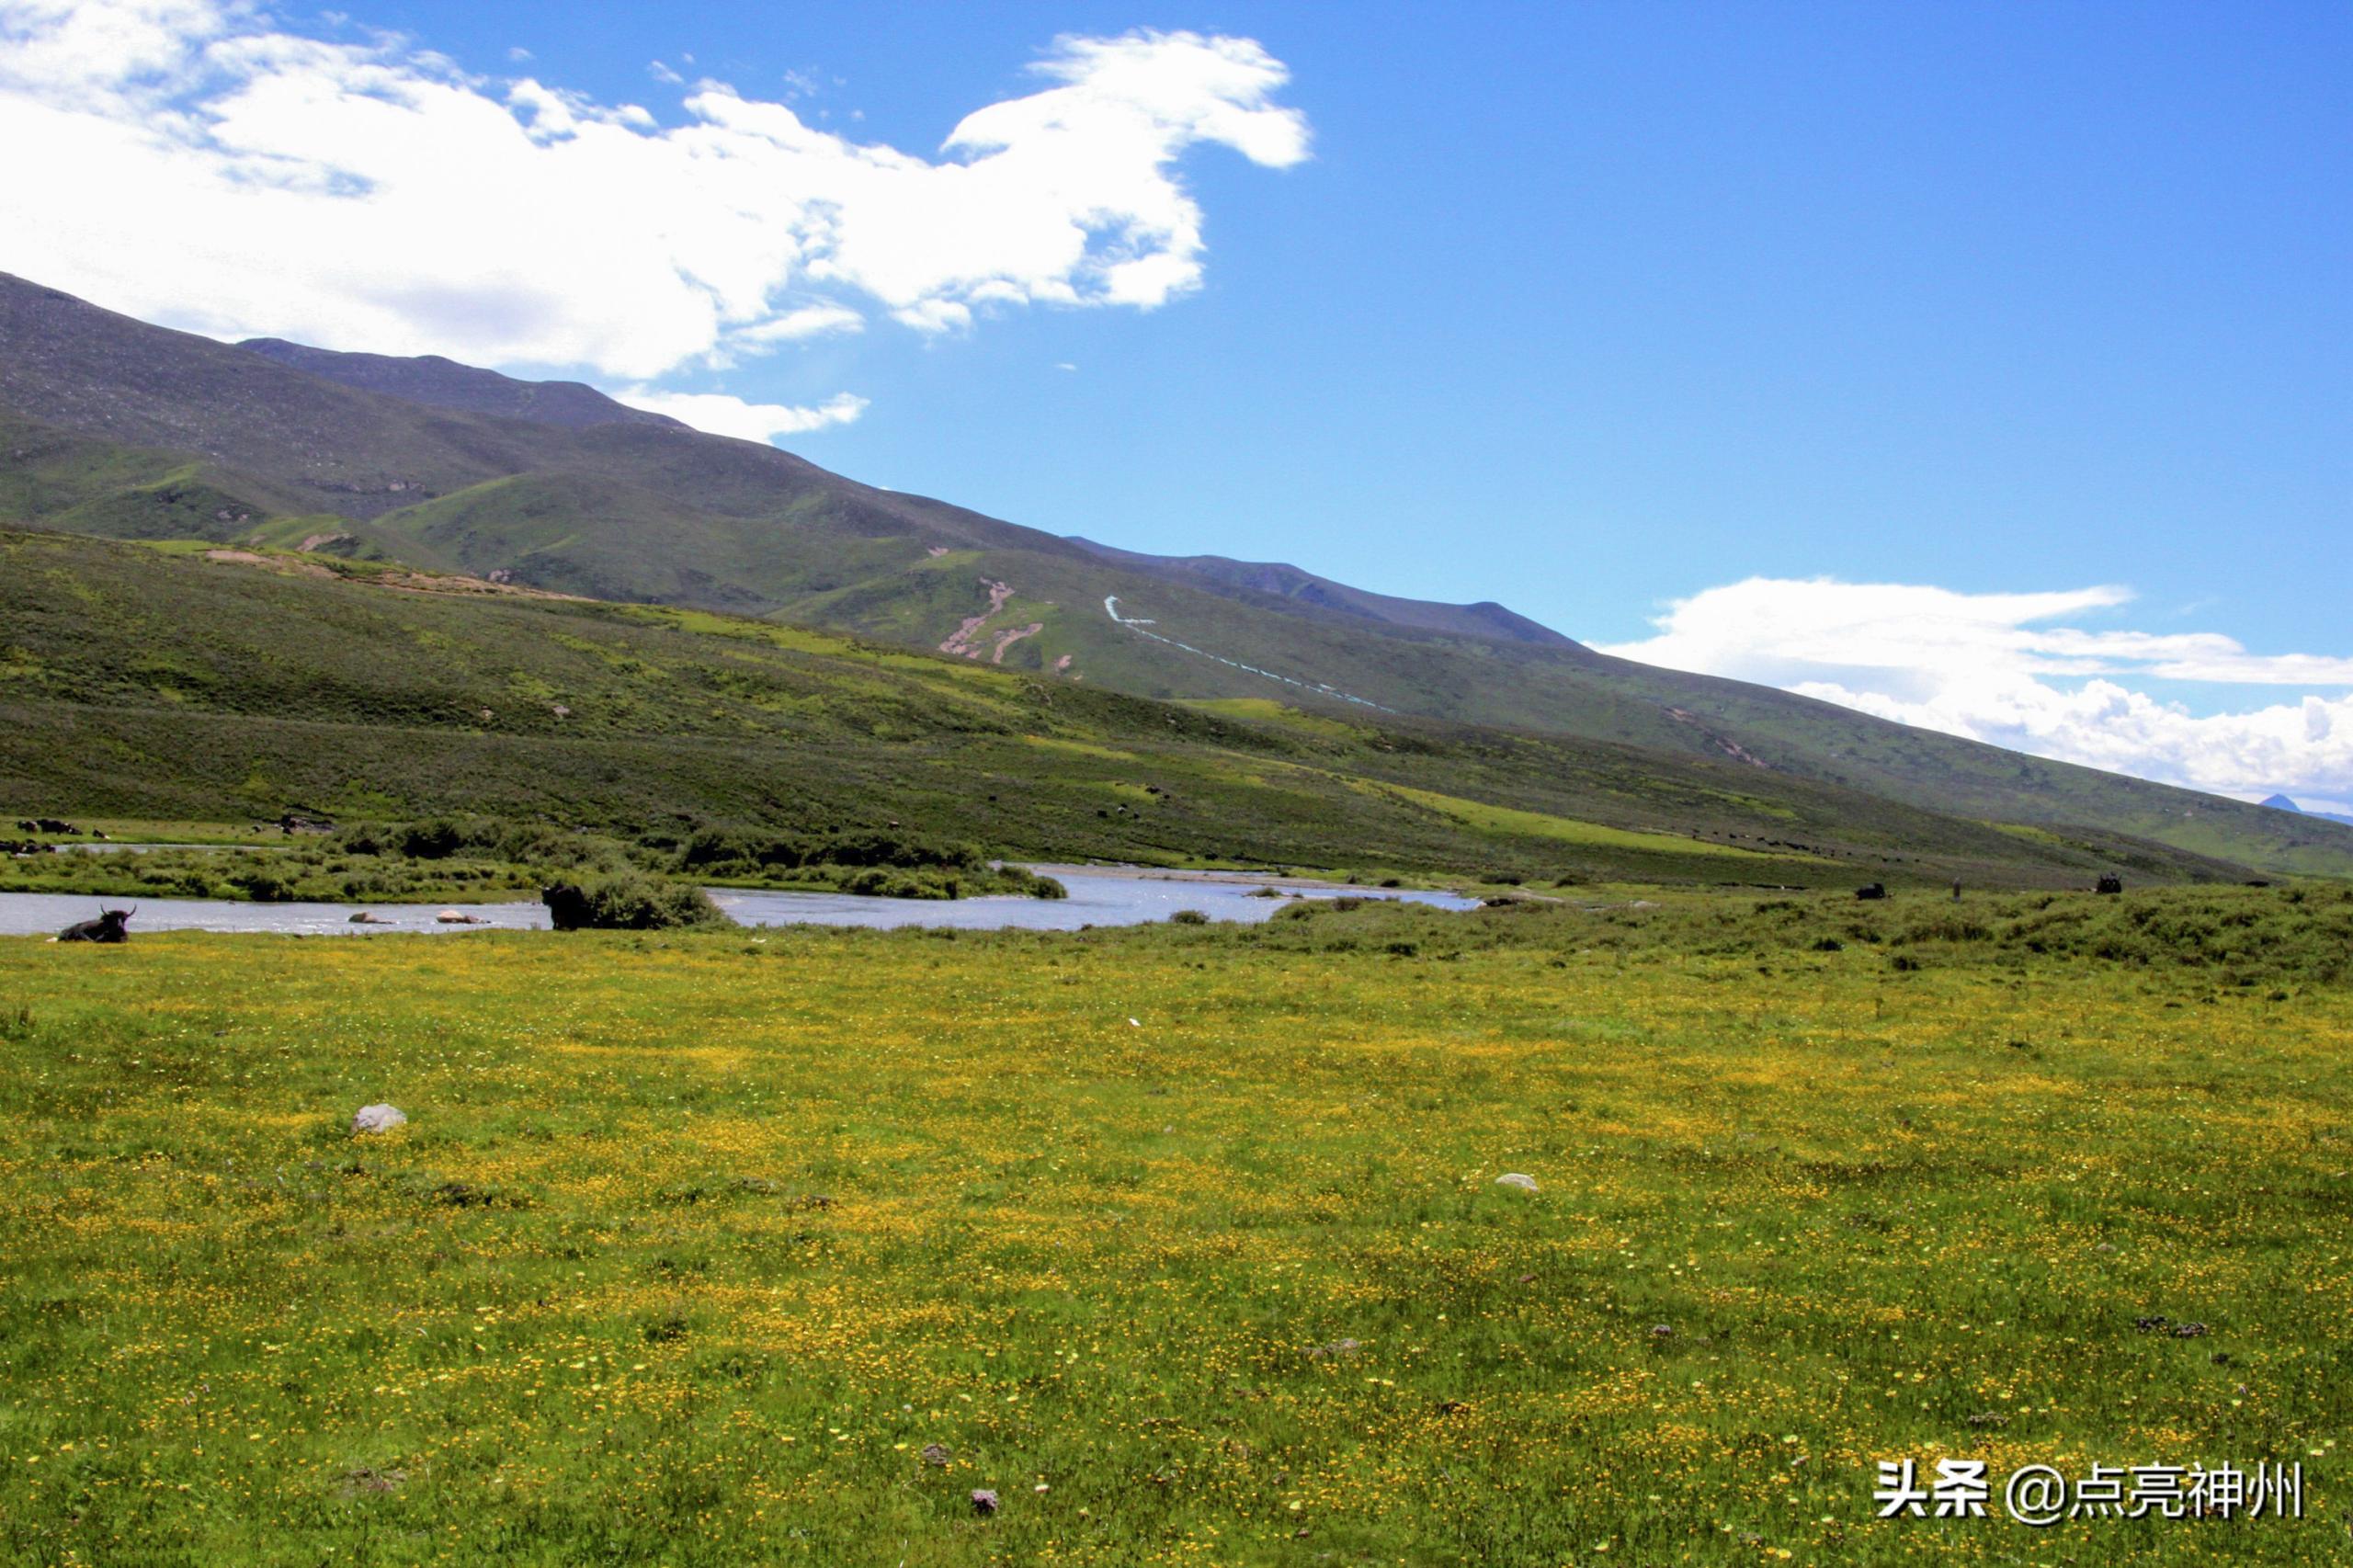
left=58, top=907, right=132, bottom=943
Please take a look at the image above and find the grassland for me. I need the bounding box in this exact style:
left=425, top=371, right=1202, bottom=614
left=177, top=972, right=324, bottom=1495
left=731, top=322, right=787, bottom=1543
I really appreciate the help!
left=1, top=886, right=2345, bottom=1564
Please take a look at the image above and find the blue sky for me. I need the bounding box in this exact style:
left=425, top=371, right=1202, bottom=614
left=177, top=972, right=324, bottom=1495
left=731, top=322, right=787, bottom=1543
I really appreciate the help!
left=4, top=1, right=2348, bottom=803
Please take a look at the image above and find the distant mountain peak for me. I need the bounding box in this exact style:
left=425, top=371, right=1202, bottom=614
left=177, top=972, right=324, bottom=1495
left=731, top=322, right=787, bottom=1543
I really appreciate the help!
left=2260, top=791, right=2353, bottom=827
left=236, top=337, right=683, bottom=431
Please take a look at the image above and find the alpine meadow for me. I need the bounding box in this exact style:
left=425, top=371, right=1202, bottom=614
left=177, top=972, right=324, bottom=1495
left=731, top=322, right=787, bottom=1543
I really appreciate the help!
left=2, top=3, right=2348, bottom=1565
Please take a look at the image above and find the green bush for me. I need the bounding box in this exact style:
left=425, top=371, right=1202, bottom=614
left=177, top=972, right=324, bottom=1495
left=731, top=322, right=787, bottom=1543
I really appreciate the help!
left=994, top=865, right=1067, bottom=900
left=396, top=818, right=467, bottom=859
left=228, top=865, right=293, bottom=903
left=541, top=873, right=729, bottom=932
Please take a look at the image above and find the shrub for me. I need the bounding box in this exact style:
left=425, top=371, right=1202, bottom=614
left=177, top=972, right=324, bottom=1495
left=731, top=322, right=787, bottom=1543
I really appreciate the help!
left=995, top=865, right=1067, bottom=900
left=229, top=865, right=294, bottom=903
left=396, top=818, right=468, bottom=859
left=542, top=873, right=729, bottom=931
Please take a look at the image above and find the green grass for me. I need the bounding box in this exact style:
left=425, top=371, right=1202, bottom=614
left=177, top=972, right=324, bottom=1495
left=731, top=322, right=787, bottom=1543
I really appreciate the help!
left=1179, top=698, right=1364, bottom=740
left=1351, top=779, right=1801, bottom=860
left=0, top=885, right=2345, bottom=1563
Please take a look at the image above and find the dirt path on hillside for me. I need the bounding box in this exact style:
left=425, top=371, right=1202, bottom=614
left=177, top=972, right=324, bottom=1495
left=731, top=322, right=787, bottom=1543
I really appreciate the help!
left=1101, top=597, right=1393, bottom=712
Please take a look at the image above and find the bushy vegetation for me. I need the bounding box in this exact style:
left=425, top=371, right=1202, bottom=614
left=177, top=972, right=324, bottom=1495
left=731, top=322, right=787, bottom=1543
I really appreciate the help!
left=540, top=871, right=726, bottom=931
left=0, top=815, right=1069, bottom=905
left=0, top=883, right=2344, bottom=1562
left=665, top=824, right=1063, bottom=900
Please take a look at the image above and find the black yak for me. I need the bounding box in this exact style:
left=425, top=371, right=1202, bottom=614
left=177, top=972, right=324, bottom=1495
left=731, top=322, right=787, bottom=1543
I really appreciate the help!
left=2096, top=874, right=2124, bottom=895
left=58, top=906, right=133, bottom=942
left=1855, top=882, right=1888, bottom=901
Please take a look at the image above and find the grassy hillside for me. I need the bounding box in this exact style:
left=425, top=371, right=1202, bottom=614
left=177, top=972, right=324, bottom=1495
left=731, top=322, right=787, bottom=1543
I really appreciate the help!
left=773, top=543, right=2353, bottom=880
left=3, top=885, right=2345, bottom=1562
left=6, top=272, right=2349, bottom=880
left=0, top=528, right=2261, bottom=889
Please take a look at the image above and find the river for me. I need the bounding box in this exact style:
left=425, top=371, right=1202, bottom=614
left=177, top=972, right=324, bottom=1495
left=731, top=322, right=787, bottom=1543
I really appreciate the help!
left=0, top=866, right=1477, bottom=937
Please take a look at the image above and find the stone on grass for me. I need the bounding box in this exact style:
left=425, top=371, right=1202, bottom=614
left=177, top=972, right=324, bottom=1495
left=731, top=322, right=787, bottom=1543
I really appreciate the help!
left=1495, top=1172, right=1539, bottom=1193
left=970, top=1489, right=999, bottom=1516
left=351, top=1104, right=407, bottom=1134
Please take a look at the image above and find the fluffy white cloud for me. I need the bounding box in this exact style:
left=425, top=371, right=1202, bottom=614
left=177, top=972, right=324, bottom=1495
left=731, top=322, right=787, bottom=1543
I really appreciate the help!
left=0, top=0, right=1306, bottom=415
left=731, top=304, right=865, bottom=345
left=1598, top=577, right=2353, bottom=810
left=613, top=389, right=868, bottom=442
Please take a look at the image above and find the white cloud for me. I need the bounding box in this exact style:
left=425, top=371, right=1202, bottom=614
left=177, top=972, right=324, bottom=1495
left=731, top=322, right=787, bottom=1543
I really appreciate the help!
left=1599, top=577, right=2353, bottom=805
left=729, top=304, right=865, bottom=346
left=0, top=0, right=1306, bottom=421
left=613, top=388, right=868, bottom=441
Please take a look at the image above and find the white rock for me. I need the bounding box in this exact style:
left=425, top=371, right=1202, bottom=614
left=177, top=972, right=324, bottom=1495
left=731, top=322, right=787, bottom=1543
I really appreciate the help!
left=352, top=1103, right=407, bottom=1134
left=1495, top=1172, right=1539, bottom=1193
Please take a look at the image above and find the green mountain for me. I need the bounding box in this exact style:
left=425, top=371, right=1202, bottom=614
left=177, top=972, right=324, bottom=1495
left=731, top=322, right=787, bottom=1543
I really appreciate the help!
left=0, top=528, right=2264, bottom=890
left=4, top=269, right=2349, bottom=880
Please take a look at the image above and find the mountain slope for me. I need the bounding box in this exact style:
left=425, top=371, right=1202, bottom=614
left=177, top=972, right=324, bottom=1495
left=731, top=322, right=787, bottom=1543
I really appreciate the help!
left=0, top=528, right=2263, bottom=890
left=1065, top=535, right=1576, bottom=647
left=238, top=338, right=686, bottom=431
left=4, top=271, right=2350, bottom=880
left=0, top=274, right=1583, bottom=641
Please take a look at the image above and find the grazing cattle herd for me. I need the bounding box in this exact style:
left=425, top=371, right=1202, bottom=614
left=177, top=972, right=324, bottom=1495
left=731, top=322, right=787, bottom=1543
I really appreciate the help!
left=7, top=819, right=105, bottom=856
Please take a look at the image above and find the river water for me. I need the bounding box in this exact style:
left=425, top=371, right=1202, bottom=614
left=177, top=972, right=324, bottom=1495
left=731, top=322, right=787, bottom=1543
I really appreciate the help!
left=0, top=867, right=1476, bottom=937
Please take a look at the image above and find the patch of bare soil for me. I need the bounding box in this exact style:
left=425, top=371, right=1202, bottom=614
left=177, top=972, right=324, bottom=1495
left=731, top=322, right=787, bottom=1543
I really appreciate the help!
left=939, top=578, right=1017, bottom=657
left=991, top=622, right=1044, bottom=664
